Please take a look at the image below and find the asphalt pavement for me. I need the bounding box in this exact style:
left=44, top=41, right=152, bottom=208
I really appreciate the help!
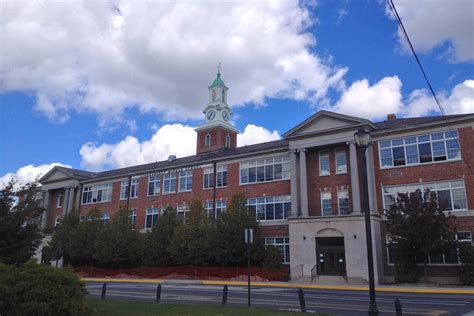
left=85, top=281, right=474, bottom=315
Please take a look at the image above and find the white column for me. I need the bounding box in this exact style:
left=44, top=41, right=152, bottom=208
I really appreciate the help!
left=67, top=187, right=75, bottom=214
left=41, top=190, right=50, bottom=229
left=290, top=150, right=299, bottom=217
left=63, top=188, right=70, bottom=216
left=349, top=142, right=361, bottom=214
left=366, top=144, right=377, bottom=212
left=299, top=149, right=309, bottom=217
left=75, top=187, right=81, bottom=212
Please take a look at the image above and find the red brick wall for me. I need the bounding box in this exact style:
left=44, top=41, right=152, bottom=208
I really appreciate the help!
left=78, top=158, right=291, bottom=231
left=196, top=127, right=237, bottom=154
left=306, top=146, right=352, bottom=216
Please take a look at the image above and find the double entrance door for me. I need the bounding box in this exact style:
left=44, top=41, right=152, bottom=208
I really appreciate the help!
left=316, top=237, right=346, bottom=276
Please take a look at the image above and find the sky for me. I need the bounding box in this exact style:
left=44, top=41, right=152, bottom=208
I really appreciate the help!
left=0, top=0, right=473, bottom=186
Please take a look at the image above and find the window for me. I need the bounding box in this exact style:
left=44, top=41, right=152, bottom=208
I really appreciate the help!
left=204, top=201, right=214, bottom=218
left=129, top=209, right=137, bottom=226
left=163, top=172, right=176, bottom=194
left=205, top=133, right=211, bottom=147
left=247, top=195, right=291, bottom=221
left=337, top=190, right=350, bottom=215
left=203, top=167, right=214, bottom=189
left=57, top=193, right=63, bottom=208
left=319, top=151, right=330, bottom=176
left=379, top=130, right=461, bottom=168
left=265, top=237, right=290, bottom=263
left=221, top=90, right=225, bottom=102
left=335, top=149, right=347, bottom=174
left=387, top=232, right=472, bottom=265
left=240, top=155, right=290, bottom=184
left=212, top=90, right=216, bottom=102
left=54, top=216, right=61, bottom=227
left=382, top=179, right=467, bottom=212
left=177, top=204, right=189, bottom=224
left=225, top=135, right=231, bottom=148
left=179, top=170, right=193, bottom=192
left=121, top=178, right=139, bottom=199
left=217, top=164, right=227, bottom=187
left=216, top=200, right=227, bottom=218
left=145, top=208, right=159, bottom=229
left=148, top=175, right=161, bottom=196
left=101, top=212, right=110, bottom=224
left=321, top=191, right=332, bottom=216
left=82, top=183, right=113, bottom=204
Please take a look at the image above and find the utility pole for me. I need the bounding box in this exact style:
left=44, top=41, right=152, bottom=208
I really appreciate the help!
left=245, top=228, right=253, bottom=307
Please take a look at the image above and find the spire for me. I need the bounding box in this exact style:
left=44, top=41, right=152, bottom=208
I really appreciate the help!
left=210, top=62, right=226, bottom=87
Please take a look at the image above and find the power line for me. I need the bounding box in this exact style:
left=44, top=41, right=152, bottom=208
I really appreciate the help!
left=387, top=0, right=473, bottom=176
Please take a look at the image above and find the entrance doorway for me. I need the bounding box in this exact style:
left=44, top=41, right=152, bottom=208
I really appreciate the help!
left=316, top=237, right=346, bottom=276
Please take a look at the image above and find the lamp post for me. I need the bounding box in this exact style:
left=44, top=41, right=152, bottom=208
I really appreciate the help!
left=354, top=128, right=379, bottom=316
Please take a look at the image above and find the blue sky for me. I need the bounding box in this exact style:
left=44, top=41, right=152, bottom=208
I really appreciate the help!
left=0, top=0, right=473, bottom=185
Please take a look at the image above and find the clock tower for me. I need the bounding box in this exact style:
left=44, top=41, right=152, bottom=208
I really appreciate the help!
left=195, top=67, right=239, bottom=154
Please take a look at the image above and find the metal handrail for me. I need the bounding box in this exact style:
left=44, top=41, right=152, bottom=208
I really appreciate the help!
left=310, top=264, right=318, bottom=282
left=290, top=264, right=303, bottom=280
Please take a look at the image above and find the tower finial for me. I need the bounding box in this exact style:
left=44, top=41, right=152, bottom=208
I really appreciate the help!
left=217, top=62, right=221, bottom=76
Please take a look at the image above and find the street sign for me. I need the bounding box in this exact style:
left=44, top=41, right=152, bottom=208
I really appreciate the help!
left=245, top=228, right=253, bottom=244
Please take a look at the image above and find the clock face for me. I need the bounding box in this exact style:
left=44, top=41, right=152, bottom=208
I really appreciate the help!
left=207, top=110, right=216, bottom=121
left=222, top=111, right=229, bottom=121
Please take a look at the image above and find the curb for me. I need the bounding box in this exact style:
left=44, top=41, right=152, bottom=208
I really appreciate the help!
left=81, top=278, right=474, bottom=295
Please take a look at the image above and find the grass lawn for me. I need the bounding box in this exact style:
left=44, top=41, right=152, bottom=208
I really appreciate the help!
left=88, top=299, right=328, bottom=315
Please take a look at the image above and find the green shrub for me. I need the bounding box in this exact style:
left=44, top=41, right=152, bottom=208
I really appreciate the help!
left=459, top=244, right=474, bottom=286
left=263, top=245, right=283, bottom=270
left=0, top=262, right=90, bottom=315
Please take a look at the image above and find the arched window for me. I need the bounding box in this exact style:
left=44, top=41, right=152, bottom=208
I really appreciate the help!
left=205, top=133, right=211, bottom=147
left=212, top=90, right=216, bottom=102
left=221, top=90, right=225, bottom=102
left=225, top=135, right=231, bottom=148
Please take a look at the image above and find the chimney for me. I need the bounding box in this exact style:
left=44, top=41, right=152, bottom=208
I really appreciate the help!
left=387, top=113, right=397, bottom=121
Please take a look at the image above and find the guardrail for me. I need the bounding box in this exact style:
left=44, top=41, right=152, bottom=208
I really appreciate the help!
left=310, top=264, right=317, bottom=282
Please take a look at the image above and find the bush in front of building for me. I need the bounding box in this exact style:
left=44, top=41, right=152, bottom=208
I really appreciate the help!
left=459, top=243, right=474, bottom=285
left=0, top=261, right=90, bottom=315
left=386, top=189, right=455, bottom=283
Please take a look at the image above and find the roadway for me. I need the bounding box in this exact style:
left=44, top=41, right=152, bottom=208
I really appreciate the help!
left=85, top=281, right=474, bottom=315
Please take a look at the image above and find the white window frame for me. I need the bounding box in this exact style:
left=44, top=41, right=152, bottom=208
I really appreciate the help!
left=179, top=170, right=193, bottom=192
left=247, top=195, right=291, bottom=221
left=240, top=155, right=290, bottom=185
left=120, top=178, right=139, bottom=200
left=337, top=189, right=350, bottom=215
left=57, top=193, right=63, bottom=208
left=321, top=191, right=332, bottom=216
left=215, top=199, right=227, bottom=218
left=203, top=166, right=214, bottom=189
left=148, top=175, right=161, bottom=196
left=162, top=172, right=176, bottom=194
left=54, top=216, right=61, bottom=227
left=382, top=179, right=468, bottom=212
left=205, top=133, right=211, bottom=147
left=225, top=135, right=231, bottom=148
left=217, top=164, right=227, bottom=188
left=379, top=130, right=461, bottom=169
left=129, top=208, right=137, bottom=226
left=265, top=237, right=290, bottom=263
left=101, top=212, right=110, bottom=224
left=145, top=208, right=159, bottom=229
left=335, top=149, right=347, bottom=174
left=319, top=151, right=330, bottom=176
left=81, top=183, right=113, bottom=205
left=177, top=203, right=189, bottom=224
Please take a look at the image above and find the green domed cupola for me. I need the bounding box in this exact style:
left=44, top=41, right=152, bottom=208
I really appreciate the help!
left=210, top=67, right=227, bottom=88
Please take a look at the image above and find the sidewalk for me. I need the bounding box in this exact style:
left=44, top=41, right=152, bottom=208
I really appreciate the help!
left=81, top=277, right=474, bottom=295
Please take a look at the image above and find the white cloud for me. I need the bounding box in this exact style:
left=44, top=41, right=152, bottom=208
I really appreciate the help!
left=0, top=0, right=346, bottom=125
left=327, top=77, right=473, bottom=120
left=80, top=123, right=281, bottom=171
left=386, top=0, right=473, bottom=63
left=329, top=76, right=403, bottom=121
left=0, top=163, right=70, bottom=189
left=237, top=124, right=281, bottom=146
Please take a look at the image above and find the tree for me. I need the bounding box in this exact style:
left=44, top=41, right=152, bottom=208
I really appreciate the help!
left=459, top=243, right=474, bottom=285
left=212, top=193, right=266, bottom=266
left=93, top=206, right=140, bottom=268
left=0, top=180, right=44, bottom=265
left=386, top=189, right=455, bottom=282
left=142, top=205, right=179, bottom=266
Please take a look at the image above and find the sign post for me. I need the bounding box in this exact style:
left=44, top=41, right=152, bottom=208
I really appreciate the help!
left=244, top=228, right=253, bottom=307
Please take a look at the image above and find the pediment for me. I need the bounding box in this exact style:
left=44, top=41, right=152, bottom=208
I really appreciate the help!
left=39, top=168, right=72, bottom=183
left=283, top=110, right=376, bottom=138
